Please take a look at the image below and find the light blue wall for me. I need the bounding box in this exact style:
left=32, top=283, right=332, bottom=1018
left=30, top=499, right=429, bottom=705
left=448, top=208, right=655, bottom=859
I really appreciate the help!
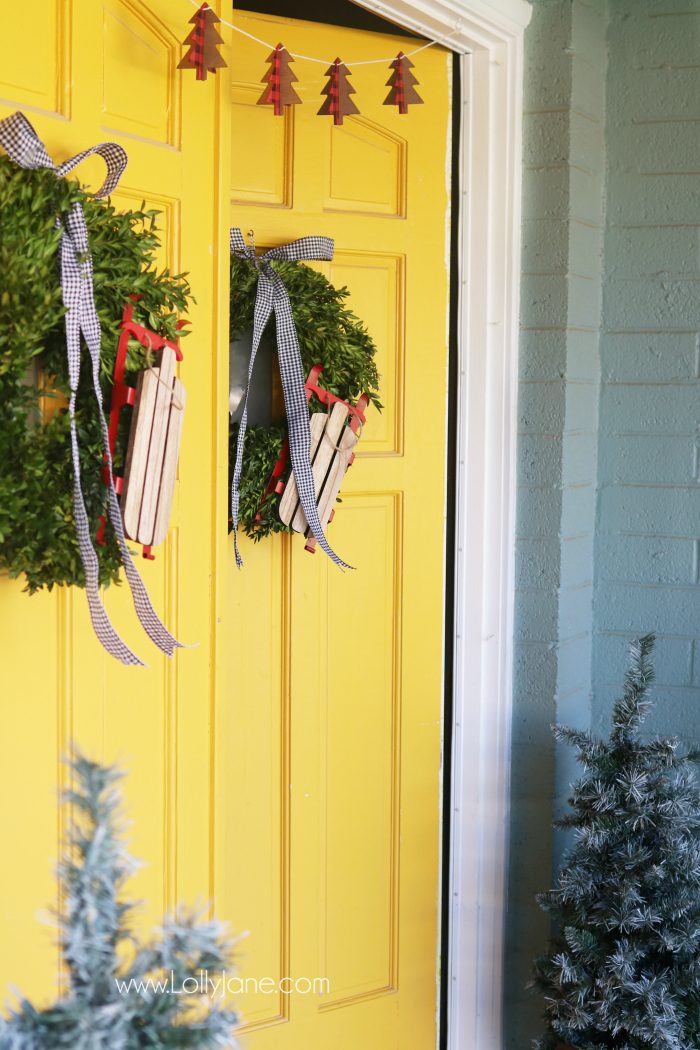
left=592, top=0, right=700, bottom=740
left=508, top=0, right=700, bottom=1045
left=507, top=1, right=606, bottom=1043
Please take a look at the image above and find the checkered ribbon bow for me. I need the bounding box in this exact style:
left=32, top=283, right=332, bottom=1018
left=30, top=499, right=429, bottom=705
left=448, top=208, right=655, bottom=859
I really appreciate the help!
left=230, top=228, right=351, bottom=570
left=0, top=111, right=183, bottom=666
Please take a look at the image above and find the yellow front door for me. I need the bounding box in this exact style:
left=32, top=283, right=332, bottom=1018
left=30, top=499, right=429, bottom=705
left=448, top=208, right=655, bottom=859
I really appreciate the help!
left=221, top=11, right=452, bottom=1049
left=0, top=0, right=229, bottom=1002
left=0, top=5, right=451, bottom=1049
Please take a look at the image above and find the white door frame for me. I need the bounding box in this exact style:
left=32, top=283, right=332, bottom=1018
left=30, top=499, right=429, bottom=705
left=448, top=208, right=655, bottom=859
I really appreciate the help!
left=356, top=2, right=532, bottom=1047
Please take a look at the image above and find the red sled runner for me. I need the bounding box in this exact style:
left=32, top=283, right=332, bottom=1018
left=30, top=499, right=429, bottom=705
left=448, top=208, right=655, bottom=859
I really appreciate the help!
left=257, top=365, right=369, bottom=553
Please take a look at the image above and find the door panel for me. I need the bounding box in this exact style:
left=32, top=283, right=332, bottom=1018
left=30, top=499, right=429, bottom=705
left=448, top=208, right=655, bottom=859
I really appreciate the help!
left=221, top=12, right=451, bottom=1049
left=0, top=7, right=451, bottom=1049
left=0, top=0, right=228, bottom=1006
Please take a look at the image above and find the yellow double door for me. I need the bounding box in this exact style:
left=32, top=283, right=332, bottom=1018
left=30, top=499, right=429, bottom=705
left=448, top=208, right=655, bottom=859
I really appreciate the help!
left=0, top=4, right=451, bottom=1049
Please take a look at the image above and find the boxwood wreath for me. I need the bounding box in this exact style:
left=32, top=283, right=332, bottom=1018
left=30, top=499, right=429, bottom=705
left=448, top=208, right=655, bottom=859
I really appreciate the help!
left=229, top=255, right=382, bottom=540
left=0, top=151, right=381, bottom=594
left=0, top=155, right=191, bottom=594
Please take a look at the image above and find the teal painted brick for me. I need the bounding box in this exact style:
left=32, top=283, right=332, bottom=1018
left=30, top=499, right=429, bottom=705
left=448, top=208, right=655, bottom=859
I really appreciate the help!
left=517, top=538, right=562, bottom=588
left=600, top=383, right=700, bottom=435
left=515, top=588, right=561, bottom=642
left=611, top=68, right=700, bottom=125
left=563, top=381, right=598, bottom=433
left=570, top=0, right=607, bottom=59
left=523, top=111, right=571, bottom=169
left=596, top=583, right=700, bottom=636
left=559, top=583, right=595, bottom=638
left=567, top=274, right=601, bottom=328
left=598, top=434, right=697, bottom=485
left=554, top=684, right=591, bottom=729
left=520, top=329, right=567, bottom=380
left=569, top=164, right=609, bottom=225
left=571, top=61, right=606, bottom=123
left=518, top=433, right=563, bottom=484
left=599, top=484, right=700, bottom=534
left=641, top=693, right=700, bottom=744
left=569, top=219, right=604, bottom=280
left=524, top=1, right=572, bottom=112
left=513, top=642, right=559, bottom=704
left=691, top=645, right=700, bottom=686
left=596, top=632, right=693, bottom=687
left=614, top=0, right=700, bottom=15
left=560, top=481, right=597, bottom=535
left=605, top=227, right=700, bottom=280
left=562, top=432, right=598, bottom=484
left=607, top=11, right=700, bottom=69
left=511, top=2, right=607, bottom=1044
left=510, top=695, right=560, bottom=749
left=521, top=275, right=570, bottom=328
left=516, top=484, right=562, bottom=539
left=524, top=166, right=571, bottom=222
left=557, top=633, right=596, bottom=696
left=606, top=173, right=700, bottom=226
left=569, top=110, right=605, bottom=172
left=596, top=534, right=695, bottom=585
left=522, top=218, right=571, bottom=275
left=610, top=123, right=700, bottom=176
left=565, top=328, right=600, bottom=381
left=560, top=533, right=595, bottom=586
left=519, top=379, right=566, bottom=432
left=603, top=278, right=700, bottom=330
left=593, top=681, right=700, bottom=744
left=602, top=332, right=698, bottom=382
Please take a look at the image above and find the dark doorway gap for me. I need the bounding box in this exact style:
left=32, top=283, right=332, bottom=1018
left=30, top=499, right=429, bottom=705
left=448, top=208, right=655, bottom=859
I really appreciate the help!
left=235, top=0, right=427, bottom=38
left=439, top=50, right=461, bottom=1050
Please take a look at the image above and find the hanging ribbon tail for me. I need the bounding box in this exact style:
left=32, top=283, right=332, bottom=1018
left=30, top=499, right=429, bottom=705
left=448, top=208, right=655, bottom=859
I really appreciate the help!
left=230, top=273, right=275, bottom=568
left=228, top=226, right=353, bottom=571
left=0, top=110, right=181, bottom=665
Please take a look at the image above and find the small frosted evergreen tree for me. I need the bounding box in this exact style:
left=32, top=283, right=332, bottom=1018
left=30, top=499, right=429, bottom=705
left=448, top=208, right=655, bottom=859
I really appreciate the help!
left=532, top=635, right=700, bottom=1050
left=0, top=756, right=238, bottom=1050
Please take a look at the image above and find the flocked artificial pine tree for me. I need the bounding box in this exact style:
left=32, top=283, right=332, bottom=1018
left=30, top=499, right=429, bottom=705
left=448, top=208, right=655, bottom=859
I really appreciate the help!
left=0, top=756, right=238, bottom=1050
left=532, top=635, right=700, bottom=1050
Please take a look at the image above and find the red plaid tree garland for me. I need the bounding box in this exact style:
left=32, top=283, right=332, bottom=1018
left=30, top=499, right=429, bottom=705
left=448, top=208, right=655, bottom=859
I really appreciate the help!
left=178, top=9, right=427, bottom=118
left=318, top=59, right=359, bottom=126
left=258, top=43, right=301, bottom=116
left=384, top=51, right=423, bottom=114
left=178, top=4, right=226, bottom=82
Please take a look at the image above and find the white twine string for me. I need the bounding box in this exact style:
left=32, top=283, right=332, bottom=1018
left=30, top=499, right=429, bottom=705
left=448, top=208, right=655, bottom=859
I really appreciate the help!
left=187, top=0, right=450, bottom=65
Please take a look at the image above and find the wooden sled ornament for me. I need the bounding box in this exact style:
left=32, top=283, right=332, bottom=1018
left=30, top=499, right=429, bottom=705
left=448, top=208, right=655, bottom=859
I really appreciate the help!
left=258, top=365, right=369, bottom=553
left=97, top=297, right=187, bottom=560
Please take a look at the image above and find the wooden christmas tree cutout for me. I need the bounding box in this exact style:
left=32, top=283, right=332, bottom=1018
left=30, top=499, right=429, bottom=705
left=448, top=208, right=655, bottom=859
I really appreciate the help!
left=318, top=58, right=359, bottom=126
left=178, top=4, right=226, bottom=82
left=384, top=51, right=423, bottom=114
left=258, top=43, right=301, bottom=115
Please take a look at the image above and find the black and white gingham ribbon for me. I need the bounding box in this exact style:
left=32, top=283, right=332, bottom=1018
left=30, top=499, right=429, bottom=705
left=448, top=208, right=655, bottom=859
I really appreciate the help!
left=0, top=111, right=183, bottom=666
left=230, top=228, right=351, bottom=570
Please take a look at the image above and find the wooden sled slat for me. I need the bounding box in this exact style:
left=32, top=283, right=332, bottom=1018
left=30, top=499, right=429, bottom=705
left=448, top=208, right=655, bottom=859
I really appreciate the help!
left=291, top=402, right=347, bottom=533
left=278, top=412, right=328, bottom=528
left=310, top=424, right=359, bottom=536
left=121, top=347, right=184, bottom=546
left=152, top=376, right=186, bottom=547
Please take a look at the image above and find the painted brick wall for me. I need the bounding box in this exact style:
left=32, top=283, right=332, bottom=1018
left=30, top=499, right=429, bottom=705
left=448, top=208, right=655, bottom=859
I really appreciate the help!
left=592, top=0, right=700, bottom=741
left=507, top=1, right=606, bottom=1044
left=508, top=0, right=700, bottom=1046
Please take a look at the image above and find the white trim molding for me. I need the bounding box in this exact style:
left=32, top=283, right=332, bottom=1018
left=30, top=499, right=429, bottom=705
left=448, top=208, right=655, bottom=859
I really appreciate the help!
left=358, top=1, right=531, bottom=1047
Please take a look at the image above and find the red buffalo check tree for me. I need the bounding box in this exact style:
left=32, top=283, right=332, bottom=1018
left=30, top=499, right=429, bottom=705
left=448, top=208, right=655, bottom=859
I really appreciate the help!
left=318, top=58, right=359, bottom=126
left=178, top=3, right=226, bottom=82
left=258, top=43, right=301, bottom=115
left=384, top=51, right=423, bottom=114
